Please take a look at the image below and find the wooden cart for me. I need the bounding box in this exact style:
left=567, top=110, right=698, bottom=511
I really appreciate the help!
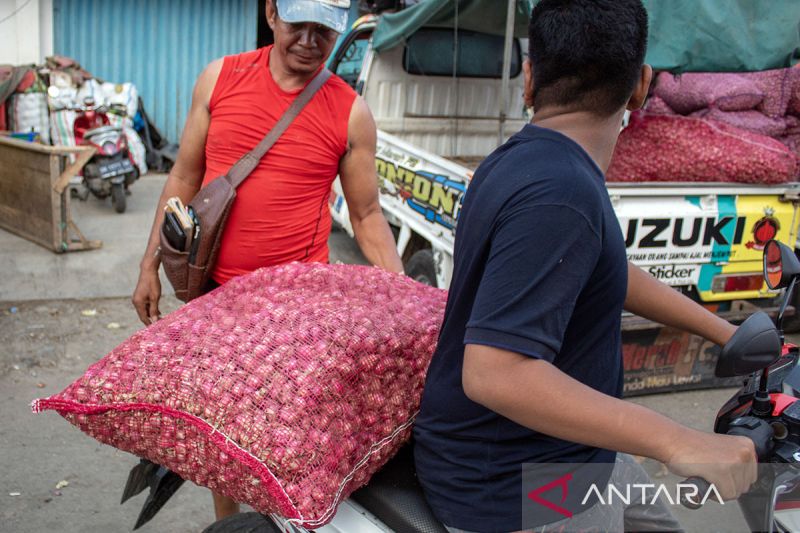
left=0, top=135, right=101, bottom=252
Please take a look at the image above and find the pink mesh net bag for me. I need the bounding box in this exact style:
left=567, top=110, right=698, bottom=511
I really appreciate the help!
left=644, top=95, right=676, bottom=115
left=738, top=68, right=799, bottom=118
left=607, top=112, right=798, bottom=184
left=653, top=72, right=764, bottom=114
left=689, top=108, right=789, bottom=138
left=32, top=262, right=447, bottom=528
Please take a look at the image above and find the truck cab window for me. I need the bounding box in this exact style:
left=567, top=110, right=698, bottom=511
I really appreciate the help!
left=403, top=28, right=521, bottom=78
left=333, top=33, right=371, bottom=91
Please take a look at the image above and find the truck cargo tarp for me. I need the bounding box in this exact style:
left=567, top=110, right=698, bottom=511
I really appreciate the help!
left=372, top=0, right=533, bottom=52
left=372, top=0, right=800, bottom=73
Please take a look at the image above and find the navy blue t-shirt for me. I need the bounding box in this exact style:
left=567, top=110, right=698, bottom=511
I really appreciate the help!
left=413, top=125, right=628, bottom=532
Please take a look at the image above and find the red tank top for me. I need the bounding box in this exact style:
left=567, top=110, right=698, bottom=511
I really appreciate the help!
left=203, top=46, right=356, bottom=284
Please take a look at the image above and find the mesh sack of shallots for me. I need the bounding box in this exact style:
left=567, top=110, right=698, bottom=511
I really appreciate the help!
left=689, top=108, right=788, bottom=138
left=738, top=68, right=799, bottom=118
left=644, top=95, right=676, bottom=115
left=32, top=262, right=447, bottom=529
left=607, top=113, right=798, bottom=184
left=653, top=72, right=764, bottom=114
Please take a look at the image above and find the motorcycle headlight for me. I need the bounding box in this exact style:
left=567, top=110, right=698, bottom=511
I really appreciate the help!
left=102, top=141, right=116, bottom=155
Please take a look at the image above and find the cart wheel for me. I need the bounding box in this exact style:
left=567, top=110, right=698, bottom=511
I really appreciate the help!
left=405, top=249, right=437, bottom=287
left=112, top=183, right=127, bottom=213
left=202, top=512, right=281, bottom=533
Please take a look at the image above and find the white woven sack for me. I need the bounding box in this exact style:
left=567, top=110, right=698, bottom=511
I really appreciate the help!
left=107, top=114, right=148, bottom=175
left=101, top=82, right=138, bottom=118
left=10, top=93, right=51, bottom=144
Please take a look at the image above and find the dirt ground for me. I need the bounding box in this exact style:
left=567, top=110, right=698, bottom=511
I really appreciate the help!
left=1, top=296, right=219, bottom=533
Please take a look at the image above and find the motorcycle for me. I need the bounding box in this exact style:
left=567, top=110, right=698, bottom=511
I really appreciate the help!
left=126, top=240, right=800, bottom=533
left=73, top=96, right=139, bottom=213
left=676, top=238, right=800, bottom=532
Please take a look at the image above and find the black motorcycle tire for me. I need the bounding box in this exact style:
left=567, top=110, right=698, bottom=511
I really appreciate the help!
left=405, top=249, right=437, bottom=287
left=201, top=512, right=281, bottom=533
left=111, top=183, right=126, bottom=213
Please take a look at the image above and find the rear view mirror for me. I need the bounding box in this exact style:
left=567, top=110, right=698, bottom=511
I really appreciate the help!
left=715, top=312, right=780, bottom=378
left=764, top=240, right=800, bottom=290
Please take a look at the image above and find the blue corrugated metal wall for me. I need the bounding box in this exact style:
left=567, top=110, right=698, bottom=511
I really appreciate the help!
left=53, top=0, right=258, bottom=143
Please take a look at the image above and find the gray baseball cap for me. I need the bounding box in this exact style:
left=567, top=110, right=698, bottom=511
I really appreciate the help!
left=276, top=0, right=350, bottom=34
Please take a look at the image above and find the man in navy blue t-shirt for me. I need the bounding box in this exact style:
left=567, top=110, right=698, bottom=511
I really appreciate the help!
left=414, top=1, right=757, bottom=532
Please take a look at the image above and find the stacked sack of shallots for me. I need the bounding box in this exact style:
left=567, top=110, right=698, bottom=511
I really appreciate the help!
left=33, top=262, right=447, bottom=529
left=607, top=68, right=800, bottom=184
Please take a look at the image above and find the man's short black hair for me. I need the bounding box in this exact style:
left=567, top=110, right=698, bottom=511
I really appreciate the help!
left=528, top=0, right=648, bottom=116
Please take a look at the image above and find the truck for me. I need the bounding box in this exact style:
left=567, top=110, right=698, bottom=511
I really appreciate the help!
left=326, top=3, right=800, bottom=394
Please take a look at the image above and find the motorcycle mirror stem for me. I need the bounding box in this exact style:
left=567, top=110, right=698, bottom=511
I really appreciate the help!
left=776, top=276, right=797, bottom=344
left=752, top=277, right=800, bottom=416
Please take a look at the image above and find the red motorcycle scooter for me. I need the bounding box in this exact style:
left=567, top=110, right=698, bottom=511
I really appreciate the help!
left=73, top=97, right=138, bottom=213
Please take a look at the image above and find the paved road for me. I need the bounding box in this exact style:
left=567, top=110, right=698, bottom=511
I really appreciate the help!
left=0, top=173, right=781, bottom=532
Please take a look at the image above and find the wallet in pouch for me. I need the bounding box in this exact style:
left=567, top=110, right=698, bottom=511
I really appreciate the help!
left=163, top=211, right=187, bottom=251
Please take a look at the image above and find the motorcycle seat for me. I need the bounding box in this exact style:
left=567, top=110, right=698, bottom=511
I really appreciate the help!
left=351, top=442, right=448, bottom=533
left=85, top=125, right=122, bottom=137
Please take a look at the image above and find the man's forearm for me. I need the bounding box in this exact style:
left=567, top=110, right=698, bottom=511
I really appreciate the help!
left=351, top=210, right=404, bottom=273
left=624, top=262, right=736, bottom=346
left=463, top=345, right=695, bottom=463
left=140, top=173, right=203, bottom=271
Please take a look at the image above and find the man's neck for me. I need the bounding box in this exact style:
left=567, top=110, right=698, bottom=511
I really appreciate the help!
left=531, top=109, right=626, bottom=174
left=268, top=47, right=318, bottom=92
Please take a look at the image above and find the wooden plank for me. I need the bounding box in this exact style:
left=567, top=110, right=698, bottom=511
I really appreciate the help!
left=0, top=166, right=55, bottom=215
left=53, top=147, right=95, bottom=194
left=0, top=143, right=53, bottom=174
left=0, top=135, right=97, bottom=155
left=50, top=155, right=62, bottom=250
left=0, top=204, right=53, bottom=249
left=0, top=136, right=57, bottom=154
left=0, top=141, right=59, bottom=250
left=0, top=163, right=54, bottom=198
left=0, top=138, right=101, bottom=252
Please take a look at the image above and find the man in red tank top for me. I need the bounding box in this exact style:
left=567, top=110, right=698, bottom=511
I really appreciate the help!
left=131, top=0, right=403, bottom=522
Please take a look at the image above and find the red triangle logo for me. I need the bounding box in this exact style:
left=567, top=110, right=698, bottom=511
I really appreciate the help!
left=527, top=472, right=573, bottom=519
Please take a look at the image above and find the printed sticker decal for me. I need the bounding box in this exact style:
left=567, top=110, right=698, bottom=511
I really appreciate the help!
left=376, top=156, right=466, bottom=230
left=746, top=208, right=780, bottom=251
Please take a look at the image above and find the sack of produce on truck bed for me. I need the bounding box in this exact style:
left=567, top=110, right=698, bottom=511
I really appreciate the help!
left=654, top=72, right=764, bottom=114
left=644, top=95, right=676, bottom=115
left=779, top=133, right=800, bottom=155
left=738, top=68, right=798, bottom=118
left=690, top=108, right=788, bottom=138
left=607, top=113, right=798, bottom=184
left=789, top=80, right=800, bottom=117
left=32, top=262, right=447, bottom=529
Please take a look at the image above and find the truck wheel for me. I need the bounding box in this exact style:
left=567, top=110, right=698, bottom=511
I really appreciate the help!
left=201, top=512, right=280, bottom=533
left=111, top=183, right=126, bottom=213
left=405, top=249, right=437, bottom=287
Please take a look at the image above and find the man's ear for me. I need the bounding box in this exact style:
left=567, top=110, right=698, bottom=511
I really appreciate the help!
left=523, top=59, right=535, bottom=109
left=266, top=0, right=277, bottom=31
left=626, top=64, right=653, bottom=111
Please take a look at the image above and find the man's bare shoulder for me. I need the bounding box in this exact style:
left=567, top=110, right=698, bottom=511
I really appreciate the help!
left=347, top=96, right=376, bottom=143
left=192, top=58, right=225, bottom=109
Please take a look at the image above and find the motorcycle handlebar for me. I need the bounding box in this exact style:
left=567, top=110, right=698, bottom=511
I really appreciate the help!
left=679, top=477, right=711, bottom=510
left=679, top=416, right=773, bottom=510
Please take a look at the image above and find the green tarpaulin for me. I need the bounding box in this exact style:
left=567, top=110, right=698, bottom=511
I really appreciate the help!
left=372, top=0, right=800, bottom=73
left=372, top=0, right=533, bottom=51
